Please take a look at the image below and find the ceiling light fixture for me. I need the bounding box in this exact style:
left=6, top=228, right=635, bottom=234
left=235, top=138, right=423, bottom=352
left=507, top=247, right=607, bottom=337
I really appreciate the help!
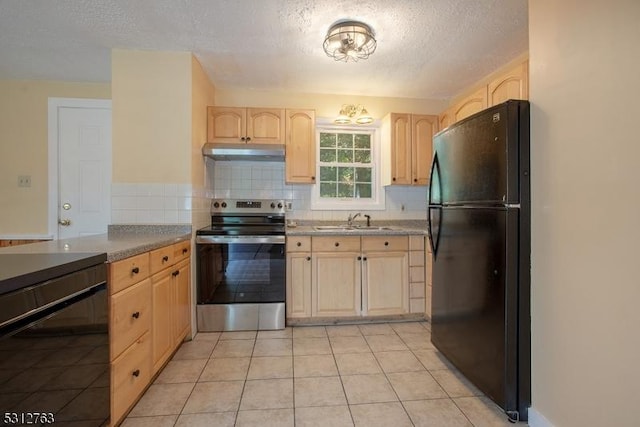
left=335, top=104, right=374, bottom=125
left=323, top=20, right=377, bottom=62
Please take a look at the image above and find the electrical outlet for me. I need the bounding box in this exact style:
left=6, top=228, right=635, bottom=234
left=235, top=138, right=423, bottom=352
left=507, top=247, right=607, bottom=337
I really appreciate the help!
left=18, top=175, right=31, bottom=187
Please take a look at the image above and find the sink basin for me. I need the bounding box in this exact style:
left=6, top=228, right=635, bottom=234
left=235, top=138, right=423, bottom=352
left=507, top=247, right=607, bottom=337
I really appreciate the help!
left=312, top=225, right=394, bottom=231
left=312, top=225, right=355, bottom=231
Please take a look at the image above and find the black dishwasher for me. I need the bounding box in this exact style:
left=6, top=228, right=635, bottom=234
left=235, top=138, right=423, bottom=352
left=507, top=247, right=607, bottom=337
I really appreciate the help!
left=0, top=253, right=109, bottom=426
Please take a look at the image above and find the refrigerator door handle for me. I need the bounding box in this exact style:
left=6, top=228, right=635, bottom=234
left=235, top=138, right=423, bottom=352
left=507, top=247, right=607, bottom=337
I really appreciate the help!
left=428, top=206, right=441, bottom=257
left=427, top=152, right=441, bottom=206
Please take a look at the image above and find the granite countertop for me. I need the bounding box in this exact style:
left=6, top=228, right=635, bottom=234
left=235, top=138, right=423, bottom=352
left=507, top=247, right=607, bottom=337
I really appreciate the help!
left=285, top=220, right=428, bottom=236
left=0, top=225, right=192, bottom=262
left=0, top=225, right=192, bottom=297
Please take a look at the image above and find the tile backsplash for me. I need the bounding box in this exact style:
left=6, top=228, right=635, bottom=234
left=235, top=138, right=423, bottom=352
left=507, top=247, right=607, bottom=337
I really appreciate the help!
left=208, top=160, right=427, bottom=220
left=111, top=183, right=200, bottom=225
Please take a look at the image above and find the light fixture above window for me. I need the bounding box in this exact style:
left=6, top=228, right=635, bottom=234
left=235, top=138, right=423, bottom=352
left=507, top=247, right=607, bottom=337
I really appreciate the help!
left=323, top=20, right=377, bottom=62
left=335, top=104, right=374, bottom=125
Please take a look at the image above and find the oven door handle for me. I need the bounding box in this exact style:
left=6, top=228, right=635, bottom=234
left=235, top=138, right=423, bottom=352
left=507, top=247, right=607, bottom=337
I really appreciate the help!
left=196, top=235, right=286, bottom=245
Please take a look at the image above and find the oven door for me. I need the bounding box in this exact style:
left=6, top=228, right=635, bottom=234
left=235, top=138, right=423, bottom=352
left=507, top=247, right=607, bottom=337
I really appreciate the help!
left=196, top=235, right=286, bottom=305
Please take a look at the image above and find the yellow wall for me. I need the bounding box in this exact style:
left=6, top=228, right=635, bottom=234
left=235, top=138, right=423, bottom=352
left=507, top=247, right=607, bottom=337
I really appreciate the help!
left=215, top=88, right=448, bottom=119
left=530, top=1, right=640, bottom=426
left=0, top=80, right=110, bottom=235
left=111, top=49, right=192, bottom=183
left=191, top=55, right=215, bottom=189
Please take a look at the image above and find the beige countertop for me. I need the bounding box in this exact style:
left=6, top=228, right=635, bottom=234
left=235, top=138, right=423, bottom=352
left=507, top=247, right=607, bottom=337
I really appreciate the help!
left=0, top=225, right=192, bottom=262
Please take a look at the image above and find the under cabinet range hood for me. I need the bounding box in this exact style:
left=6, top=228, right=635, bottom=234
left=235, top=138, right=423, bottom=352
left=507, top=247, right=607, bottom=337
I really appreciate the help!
left=202, top=143, right=285, bottom=161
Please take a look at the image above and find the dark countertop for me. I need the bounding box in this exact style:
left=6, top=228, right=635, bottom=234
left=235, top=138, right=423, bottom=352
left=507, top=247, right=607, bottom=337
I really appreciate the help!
left=0, top=252, right=107, bottom=296
left=0, top=225, right=192, bottom=296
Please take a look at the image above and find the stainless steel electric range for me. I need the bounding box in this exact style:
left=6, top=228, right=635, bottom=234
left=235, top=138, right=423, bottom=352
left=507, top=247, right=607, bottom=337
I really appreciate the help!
left=195, top=199, right=287, bottom=331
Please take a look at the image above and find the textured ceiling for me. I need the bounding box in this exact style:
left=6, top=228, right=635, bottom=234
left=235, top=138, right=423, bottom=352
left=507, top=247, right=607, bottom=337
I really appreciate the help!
left=0, top=0, right=528, bottom=100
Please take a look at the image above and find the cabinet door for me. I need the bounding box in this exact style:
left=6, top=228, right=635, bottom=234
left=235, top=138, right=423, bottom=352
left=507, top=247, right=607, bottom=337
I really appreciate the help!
left=362, top=251, right=409, bottom=316
left=172, top=258, right=191, bottom=345
left=454, top=87, right=488, bottom=122
left=110, top=278, right=151, bottom=360
left=207, top=106, right=246, bottom=143
left=488, top=60, right=529, bottom=106
left=312, top=252, right=361, bottom=317
left=286, top=252, right=312, bottom=318
left=247, top=108, right=285, bottom=144
left=412, top=115, right=438, bottom=185
left=389, top=113, right=412, bottom=185
left=439, top=108, right=454, bottom=131
left=151, top=270, right=173, bottom=374
left=285, top=109, right=316, bottom=184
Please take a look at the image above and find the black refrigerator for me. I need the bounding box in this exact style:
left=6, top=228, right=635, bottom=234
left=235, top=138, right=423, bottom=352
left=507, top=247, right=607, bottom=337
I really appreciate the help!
left=427, top=100, right=530, bottom=422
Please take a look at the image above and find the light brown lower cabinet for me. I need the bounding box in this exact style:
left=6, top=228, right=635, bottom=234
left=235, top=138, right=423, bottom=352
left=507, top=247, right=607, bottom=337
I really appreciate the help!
left=109, top=241, right=191, bottom=425
left=287, top=235, right=415, bottom=319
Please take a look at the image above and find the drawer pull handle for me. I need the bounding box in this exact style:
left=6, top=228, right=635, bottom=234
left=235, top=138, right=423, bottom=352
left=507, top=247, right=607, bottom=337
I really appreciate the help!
left=182, top=248, right=188, bottom=254
left=162, top=255, right=169, bottom=262
left=172, top=270, right=180, bottom=277
left=384, top=241, right=389, bottom=246
left=297, top=242, right=302, bottom=247
left=335, top=242, right=339, bottom=247
left=132, top=311, right=140, bottom=319
left=132, top=369, right=140, bottom=377
left=131, top=267, right=140, bottom=274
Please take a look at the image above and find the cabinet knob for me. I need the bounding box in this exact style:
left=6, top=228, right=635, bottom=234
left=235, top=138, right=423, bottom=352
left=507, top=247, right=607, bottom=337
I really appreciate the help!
left=131, top=267, right=139, bottom=274
left=297, top=242, right=302, bottom=247
left=183, top=248, right=188, bottom=254
left=363, top=257, right=368, bottom=261
left=311, top=176, right=315, bottom=180
left=384, top=241, right=389, bottom=246
left=162, top=255, right=169, bottom=262
left=414, top=178, right=418, bottom=183
left=335, top=242, right=340, bottom=247
left=357, top=256, right=362, bottom=260
left=132, top=369, right=140, bottom=377
left=392, top=177, right=396, bottom=181
left=172, top=270, right=180, bottom=277
left=132, top=311, right=140, bottom=319
left=246, top=137, right=251, bottom=142
left=306, top=256, right=311, bottom=261
left=240, top=137, right=246, bottom=142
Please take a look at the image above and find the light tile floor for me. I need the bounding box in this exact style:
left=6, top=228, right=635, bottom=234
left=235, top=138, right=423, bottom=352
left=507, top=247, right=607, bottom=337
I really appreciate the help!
left=123, top=321, right=528, bottom=427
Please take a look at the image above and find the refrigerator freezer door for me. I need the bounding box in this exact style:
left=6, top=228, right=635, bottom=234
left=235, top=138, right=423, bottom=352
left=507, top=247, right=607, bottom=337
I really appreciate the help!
left=432, top=102, right=522, bottom=205
left=431, top=206, right=520, bottom=414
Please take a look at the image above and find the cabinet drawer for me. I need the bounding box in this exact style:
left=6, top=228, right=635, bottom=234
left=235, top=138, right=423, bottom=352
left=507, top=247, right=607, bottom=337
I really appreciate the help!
left=312, top=236, right=361, bottom=252
left=150, top=246, right=175, bottom=275
left=287, top=236, right=311, bottom=252
left=362, top=236, right=408, bottom=252
left=111, top=331, right=151, bottom=424
left=174, top=240, right=191, bottom=263
left=109, top=253, right=150, bottom=294
left=110, top=278, right=152, bottom=360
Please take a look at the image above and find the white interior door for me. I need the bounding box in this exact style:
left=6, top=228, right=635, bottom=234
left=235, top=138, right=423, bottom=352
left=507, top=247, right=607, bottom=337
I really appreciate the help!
left=51, top=100, right=112, bottom=239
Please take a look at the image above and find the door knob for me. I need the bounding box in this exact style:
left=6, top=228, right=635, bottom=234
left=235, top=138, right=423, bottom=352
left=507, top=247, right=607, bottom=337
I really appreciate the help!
left=58, top=219, right=71, bottom=226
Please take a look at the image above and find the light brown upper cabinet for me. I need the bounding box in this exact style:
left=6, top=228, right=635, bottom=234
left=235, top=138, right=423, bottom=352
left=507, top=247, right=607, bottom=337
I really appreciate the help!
left=382, top=113, right=438, bottom=186
left=488, top=60, right=529, bottom=107
left=453, top=87, right=488, bottom=122
left=439, top=58, right=529, bottom=129
left=285, top=109, right=316, bottom=184
left=207, top=106, right=285, bottom=144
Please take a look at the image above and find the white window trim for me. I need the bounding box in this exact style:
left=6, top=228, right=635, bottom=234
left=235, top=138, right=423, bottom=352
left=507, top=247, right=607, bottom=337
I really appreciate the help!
left=311, top=119, right=386, bottom=211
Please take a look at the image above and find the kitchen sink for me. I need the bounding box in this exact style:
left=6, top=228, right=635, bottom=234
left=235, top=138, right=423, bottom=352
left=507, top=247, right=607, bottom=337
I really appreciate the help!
left=312, top=225, right=355, bottom=231
left=312, top=225, right=394, bottom=231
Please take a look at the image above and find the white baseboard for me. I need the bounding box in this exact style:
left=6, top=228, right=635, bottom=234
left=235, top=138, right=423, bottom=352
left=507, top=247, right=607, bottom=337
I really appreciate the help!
left=528, top=407, right=554, bottom=427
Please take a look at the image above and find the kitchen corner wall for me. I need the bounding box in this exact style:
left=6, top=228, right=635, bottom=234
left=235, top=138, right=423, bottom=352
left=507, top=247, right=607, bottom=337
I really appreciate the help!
left=207, top=160, right=427, bottom=220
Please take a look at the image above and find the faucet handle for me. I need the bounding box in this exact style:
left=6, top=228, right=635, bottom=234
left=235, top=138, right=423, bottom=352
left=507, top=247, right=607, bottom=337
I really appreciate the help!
left=364, top=214, right=371, bottom=227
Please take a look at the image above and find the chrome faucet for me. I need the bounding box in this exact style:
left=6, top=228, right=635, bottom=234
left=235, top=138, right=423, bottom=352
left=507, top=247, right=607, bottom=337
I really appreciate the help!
left=347, top=212, right=361, bottom=226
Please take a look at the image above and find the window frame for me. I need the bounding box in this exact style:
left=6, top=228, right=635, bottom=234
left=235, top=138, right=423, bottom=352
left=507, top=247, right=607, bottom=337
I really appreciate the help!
left=311, top=120, right=385, bottom=211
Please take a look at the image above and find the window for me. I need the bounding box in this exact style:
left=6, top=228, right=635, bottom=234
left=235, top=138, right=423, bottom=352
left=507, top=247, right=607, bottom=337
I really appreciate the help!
left=311, top=124, right=385, bottom=210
